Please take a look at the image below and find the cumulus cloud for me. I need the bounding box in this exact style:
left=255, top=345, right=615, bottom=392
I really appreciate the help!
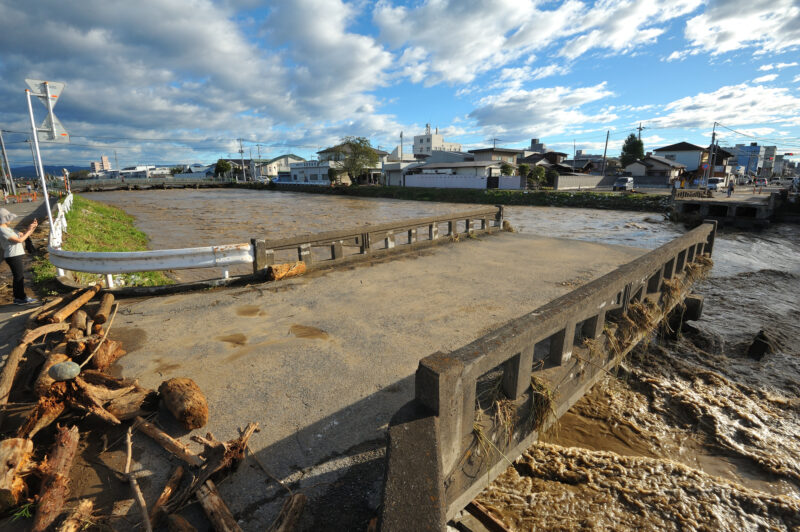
left=468, top=82, right=616, bottom=139
left=758, top=62, right=799, bottom=71
left=643, top=83, right=800, bottom=129
left=374, top=0, right=701, bottom=85
left=753, top=74, right=779, bottom=83
left=683, top=0, right=800, bottom=55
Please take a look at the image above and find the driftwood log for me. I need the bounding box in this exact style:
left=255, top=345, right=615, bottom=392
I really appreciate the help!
left=0, top=437, right=34, bottom=509
left=159, top=378, right=208, bottom=430
left=17, top=394, right=66, bottom=439
left=167, top=514, right=198, bottom=532
left=49, top=285, right=101, bottom=324
left=89, top=340, right=125, bottom=372
left=31, top=425, right=80, bottom=532
left=150, top=466, right=185, bottom=527
left=267, top=261, right=306, bottom=281
left=196, top=480, right=242, bottom=532
left=134, top=417, right=203, bottom=467
left=94, top=293, right=114, bottom=324
left=267, top=493, right=307, bottom=532
left=70, top=310, right=88, bottom=333
left=57, top=499, right=94, bottom=532
left=0, top=322, right=70, bottom=406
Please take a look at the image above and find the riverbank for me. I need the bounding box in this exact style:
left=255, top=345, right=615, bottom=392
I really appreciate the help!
left=33, top=194, right=171, bottom=288
left=239, top=183, right=673, bottom=212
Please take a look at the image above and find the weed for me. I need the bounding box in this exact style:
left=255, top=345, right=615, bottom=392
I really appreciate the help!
left=11, top=502, right=33, bottom=521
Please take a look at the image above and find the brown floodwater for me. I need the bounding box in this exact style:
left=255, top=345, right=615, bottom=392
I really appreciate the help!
left=85, top=188, right=800, bottom=529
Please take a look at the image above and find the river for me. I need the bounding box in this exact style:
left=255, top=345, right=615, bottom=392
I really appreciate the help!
left=87, top=189, right=800, bottom=529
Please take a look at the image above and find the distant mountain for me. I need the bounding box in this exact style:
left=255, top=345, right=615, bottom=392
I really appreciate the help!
left=9, top=165, right=88, bottom=178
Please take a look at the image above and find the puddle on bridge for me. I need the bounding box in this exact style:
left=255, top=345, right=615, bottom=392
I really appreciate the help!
left=290, top=324, right=329, bottom=340
left=216, top=333, right=248, bottom=346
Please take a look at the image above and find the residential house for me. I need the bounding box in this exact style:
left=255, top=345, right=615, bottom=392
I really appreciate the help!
left=288, top=160, right=344, bottom=186
left=468, top=147, right=524, bottom=164
left=652, top=142, right=707, bottom=173
left=261, top=154, right=305, bottom=178
left=317, top=143, right=389, bottom=184
left=624, top=155, right=685, bottom=185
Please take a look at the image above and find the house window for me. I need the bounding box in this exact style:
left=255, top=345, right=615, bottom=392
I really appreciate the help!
left=665, top=154, right=676, bottom=161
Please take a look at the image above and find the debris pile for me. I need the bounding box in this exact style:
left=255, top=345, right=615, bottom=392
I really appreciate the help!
left=0, top=286, right=267, bottom=531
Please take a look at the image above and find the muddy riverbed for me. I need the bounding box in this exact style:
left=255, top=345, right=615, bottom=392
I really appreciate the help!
left=85, top=189, right=800, bottom=529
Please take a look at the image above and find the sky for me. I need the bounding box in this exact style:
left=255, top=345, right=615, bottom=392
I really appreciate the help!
left=1, top=0, right=800, bottom=169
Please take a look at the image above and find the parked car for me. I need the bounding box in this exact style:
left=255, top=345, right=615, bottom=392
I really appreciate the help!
left=612, top=177, right=634, bottom=191
left=755, top=178, right=768, bottom=187
left=707, top=177, right=725, bottom=191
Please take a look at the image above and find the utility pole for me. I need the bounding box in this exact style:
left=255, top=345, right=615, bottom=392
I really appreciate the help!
left=637, top=122, right=646, bottom=141
left=491, top=138, right=501, bottom=148
left=114, top=150, right=119, bottom=177
left=238, top=138, right=245, bottom=183
left=702, top=122, right=716, bottom=188
left=573, top=139, right=576, bottom=171
left=0, top=130, right=17, bottom=195
left=600, top=130, right=609, bottom=179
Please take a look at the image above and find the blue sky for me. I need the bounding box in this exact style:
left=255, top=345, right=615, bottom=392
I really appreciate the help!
left=1, top=0, right=799, bottom=168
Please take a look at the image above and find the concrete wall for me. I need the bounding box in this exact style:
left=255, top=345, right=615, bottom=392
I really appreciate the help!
left=405, top=174, right=487, bottom=189
left=553, top=174, right=605, bottom=190
left=498, top=176, right=525, bottom=190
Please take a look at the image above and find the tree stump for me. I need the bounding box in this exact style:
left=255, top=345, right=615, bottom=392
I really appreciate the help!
left=0, top=438, right=34, bottom=510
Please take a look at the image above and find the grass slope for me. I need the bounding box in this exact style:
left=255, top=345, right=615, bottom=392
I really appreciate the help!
left=33, top=195, right=171, bottom=289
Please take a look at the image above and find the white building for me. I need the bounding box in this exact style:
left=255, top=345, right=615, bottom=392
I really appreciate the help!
left=261, top=154, right=305, bottom=178
left=652, top=142, right=707, bottom=172
left=413, top=124, right=461, bottom=157
left=288, top=160, right=346, bottom=185
left=402, top=161, right=523, bottom=189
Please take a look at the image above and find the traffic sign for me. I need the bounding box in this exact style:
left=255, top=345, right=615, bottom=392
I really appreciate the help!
left=24, top=78, right=69, bottom=143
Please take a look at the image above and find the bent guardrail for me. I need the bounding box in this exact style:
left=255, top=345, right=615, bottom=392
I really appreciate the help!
left=381, top=221, right=717, bottom=530
left=47, top=199, right=503, bottom=288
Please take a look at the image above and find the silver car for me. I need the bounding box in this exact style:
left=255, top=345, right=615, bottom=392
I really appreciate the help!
left=613, top=177, right=634, bottom=191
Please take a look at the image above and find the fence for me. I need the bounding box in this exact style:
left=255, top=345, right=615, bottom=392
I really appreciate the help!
left=47, top=197, right=503, bottom=288
left=381, top=221, right=717, bottom=529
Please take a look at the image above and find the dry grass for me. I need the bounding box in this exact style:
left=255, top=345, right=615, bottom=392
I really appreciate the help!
left=502, top=220, right=516, bottom=232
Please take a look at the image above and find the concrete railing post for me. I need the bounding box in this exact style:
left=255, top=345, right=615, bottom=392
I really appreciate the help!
left=360, top=232, right=371, bottom=254
left=416, top=353, right=472, bottom=474
left=501, top=346, right=534, bottom=400
left=550, top=322, right=576, bottom=365
left=495, top=204, right=504, bottom=227
left=385, top=232, right=396, bottom=249
left=676, top=249, right=687, bottom=273
left=466, top=219, right=474, bottom=234
left=408, top=228, right=417, bottom=244
left=251, top=238, right=268, bottom=274
left=331, top=240, right=343, bottom=260
left=582, top=311, right=606, bottom=339
left=448, top=220, right=456, bottom=236
left=298, top=243, right=312, bottom=264
left=702, top=219, right=717, bottom=256
left=429, top=223, right=438, bottom=240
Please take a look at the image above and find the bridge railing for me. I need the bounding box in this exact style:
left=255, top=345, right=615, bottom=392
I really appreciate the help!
left=381, top=221, right=717, bottom=529
left=47, top=202, right=503, bottom=288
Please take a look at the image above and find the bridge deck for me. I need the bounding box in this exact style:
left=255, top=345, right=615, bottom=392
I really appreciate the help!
left=109, top=233, right=644, bottom=529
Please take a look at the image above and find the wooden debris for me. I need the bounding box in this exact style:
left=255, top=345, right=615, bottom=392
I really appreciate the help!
left=34, top=353, right=70, bottom=396
left=167, top=514, right=198, bottom=532
left=125, top=426, right=153, bottom=532
left=267, top=261, right=306, bottom=281
left=88, top=340, right=125, bottom=372
left=267, top=493, right=307, bottom=532
left=0, top=438, right=34, bottom=510
left=196, top=480, right=242, bottom=532
left=49, top=285, right=101, bottom=324
left=57, top=499, right=93, bottom=532
left=466, top=500, right=511, bottom=532
left=70, top=310, right=88, bottom=333
left=0, top=322, right=70, bottom=406
left=68, top=378, right=122, bottom=425
left=134, top=416, right=203, bottom=467
left=17, top=394, right=66, bottom=439
left=94, top=293, right=114, bottom=324
left=159, top=378, right=208, bottom=430
left=31, top=425, right=80, bottom=532
left=150, top=466, right=184, bottom=527
left=92, top=322, right=104, bottom=335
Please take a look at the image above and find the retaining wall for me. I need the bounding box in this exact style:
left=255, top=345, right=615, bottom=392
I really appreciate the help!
left=381, top=221, right=717, bottom=530
left=553, top=174, right=605, bottom=190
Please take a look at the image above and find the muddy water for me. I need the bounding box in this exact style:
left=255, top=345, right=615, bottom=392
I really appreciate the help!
left=86, top=189, right=800, bottom=528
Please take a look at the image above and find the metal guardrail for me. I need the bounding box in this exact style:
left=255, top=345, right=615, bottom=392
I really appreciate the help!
left=381, top=221, right=717, bottom=529
left=47, top=197, right=503, bottom=288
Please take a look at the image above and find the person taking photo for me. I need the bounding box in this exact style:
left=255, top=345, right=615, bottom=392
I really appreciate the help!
left=0, top=208, right=39, bottom=305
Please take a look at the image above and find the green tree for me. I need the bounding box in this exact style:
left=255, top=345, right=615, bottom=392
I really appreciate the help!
left=544, top=168, right=559, bottom=187
left=518, top=163, right=530, bottom=178
left=526, top=165, right=545, bottom=189
left=214, top=159, right=232, bottom=178
left=500, top=162, right=513, bottom=176
left=337, top=136, right=379, bottom=184
left=170, top=166, right=183, bottom=175
left=69, top=169, right=91, bottom=180
left=327, top=167, right=339, bottom=184
left=619, top=134, right=644, bottom=168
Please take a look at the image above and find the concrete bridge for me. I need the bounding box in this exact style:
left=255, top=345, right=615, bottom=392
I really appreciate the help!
left=67, top=177, right=232, bottom=192
left=60, top=215, right=713, bottom=530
